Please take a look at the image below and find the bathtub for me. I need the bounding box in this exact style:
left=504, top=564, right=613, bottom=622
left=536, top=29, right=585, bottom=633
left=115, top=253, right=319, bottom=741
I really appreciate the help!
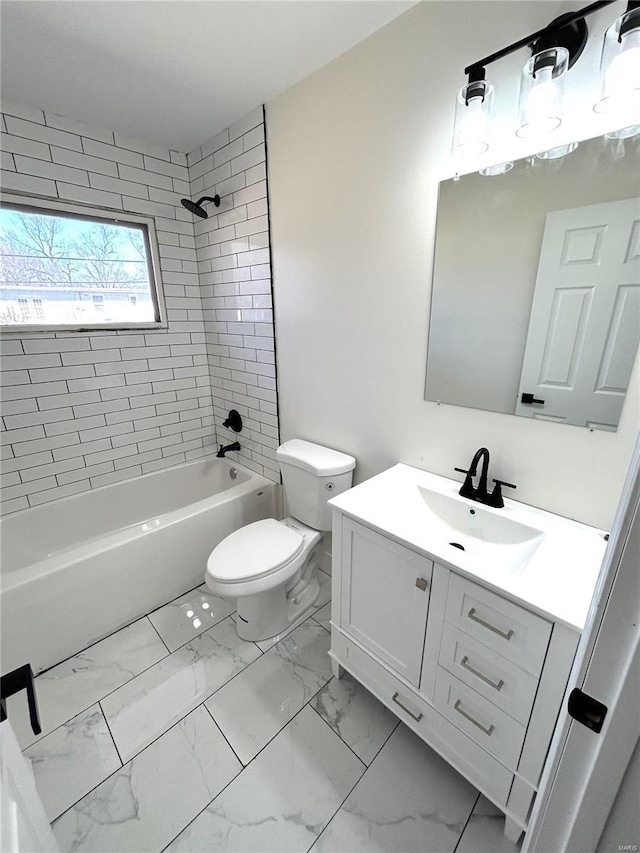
left=0, top=456, right=277, bottom=675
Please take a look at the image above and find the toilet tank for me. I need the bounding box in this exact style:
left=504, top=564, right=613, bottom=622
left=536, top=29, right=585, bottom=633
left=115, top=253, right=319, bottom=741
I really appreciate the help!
left=276, top=439, right=356, bottom=531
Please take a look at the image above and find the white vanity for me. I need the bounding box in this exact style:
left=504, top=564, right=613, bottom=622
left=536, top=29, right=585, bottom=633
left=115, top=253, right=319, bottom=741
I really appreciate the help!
left=328, top=463, right=607, bottom=842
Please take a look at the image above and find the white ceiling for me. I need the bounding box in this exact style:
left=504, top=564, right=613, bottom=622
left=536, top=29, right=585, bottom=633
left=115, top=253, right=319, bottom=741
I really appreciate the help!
left=1, top=0, right=415, bottom=153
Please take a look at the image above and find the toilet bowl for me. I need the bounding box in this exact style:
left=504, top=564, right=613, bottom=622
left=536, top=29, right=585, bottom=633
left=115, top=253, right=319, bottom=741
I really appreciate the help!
left=204, top=439, right=355, bottom=641
left=206, top=517, right=322, bottom=640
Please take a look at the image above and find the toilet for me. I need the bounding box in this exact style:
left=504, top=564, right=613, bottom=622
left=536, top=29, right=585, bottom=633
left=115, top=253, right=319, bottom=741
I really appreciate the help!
left=205, top=439, right=356, bottom=641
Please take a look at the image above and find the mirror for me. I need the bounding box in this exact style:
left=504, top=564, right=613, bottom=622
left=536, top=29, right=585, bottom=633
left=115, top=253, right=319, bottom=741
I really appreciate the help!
left=425, top=134, right=640, bottom=431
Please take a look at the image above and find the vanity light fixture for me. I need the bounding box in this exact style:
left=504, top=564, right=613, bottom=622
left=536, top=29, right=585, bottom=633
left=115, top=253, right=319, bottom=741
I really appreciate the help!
left=452, top=0, right=639, bottom=159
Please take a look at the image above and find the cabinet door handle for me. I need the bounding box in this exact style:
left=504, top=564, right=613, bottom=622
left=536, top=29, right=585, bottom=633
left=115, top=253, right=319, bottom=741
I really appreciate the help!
left=415, top=577, right=428, bottom=591
left=460, top=655, right=505, bottom=692
left=392, top=692, right=423, bottom=722
left=454, top=699, right=495, bottom=736
left=467, top=607, right=514, bottom=641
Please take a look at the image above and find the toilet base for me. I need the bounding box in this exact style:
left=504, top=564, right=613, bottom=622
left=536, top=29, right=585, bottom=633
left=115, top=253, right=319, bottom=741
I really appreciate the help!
left=236, top=574, right=320, bottom=641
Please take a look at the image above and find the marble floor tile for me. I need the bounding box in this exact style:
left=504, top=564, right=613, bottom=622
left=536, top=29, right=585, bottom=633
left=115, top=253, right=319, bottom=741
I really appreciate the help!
left=24, top=704, right=121, bottom=822
left=166, top=705, right=366, bottom=853
left=205, top=621, right=333, bottom=764
left=101, top=617, right=261, bottom=762
left=313, top=601, right=332, bottom=631
left=312, top=723, right=477, bottom=853
left=8, top=617, right=168, bottom=750
left=52, top=705, right=241, bottom=853
left=310, top=673, right=399, bottom=765
left=148, top=584, right=235, bottom=652
left=315, top=567, right=332, bottom=608
left=253, top=569, right=332, bottom=652
left=455, top=795, right=522, bottom=853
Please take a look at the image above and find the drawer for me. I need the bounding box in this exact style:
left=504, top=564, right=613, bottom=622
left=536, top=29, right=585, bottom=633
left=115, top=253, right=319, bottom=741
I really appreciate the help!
left=434, top=668, right=526, bottom=769
left=331, top=627, right=514, bottom=806
left=445, top=574, right=552, bottom=676
left=439, top=623, right=539, bottom=725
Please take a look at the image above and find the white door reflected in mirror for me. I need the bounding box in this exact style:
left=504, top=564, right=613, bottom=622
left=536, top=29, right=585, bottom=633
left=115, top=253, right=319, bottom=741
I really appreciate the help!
left=516, top=199, right=640, bottom=430
left=425, top=132, right=640, bottom=431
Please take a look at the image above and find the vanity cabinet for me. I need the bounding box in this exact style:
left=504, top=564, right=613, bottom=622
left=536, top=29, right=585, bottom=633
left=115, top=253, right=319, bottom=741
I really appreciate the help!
left=330, top=510, right=580, bottom=843
left=339, top=519, right=432, bottom=685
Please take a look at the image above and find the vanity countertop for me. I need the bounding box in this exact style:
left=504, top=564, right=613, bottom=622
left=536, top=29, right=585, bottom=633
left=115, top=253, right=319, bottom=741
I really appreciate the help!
left=329, top=463, right=607, bottom=632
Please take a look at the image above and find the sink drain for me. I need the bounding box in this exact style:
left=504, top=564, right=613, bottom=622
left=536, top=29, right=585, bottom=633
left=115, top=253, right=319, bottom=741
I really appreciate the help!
left=449, top=542, right=465, bottom=551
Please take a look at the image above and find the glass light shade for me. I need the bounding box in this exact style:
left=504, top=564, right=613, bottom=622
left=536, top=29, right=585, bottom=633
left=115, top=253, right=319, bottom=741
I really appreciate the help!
left=536, top=141, right=579, bottom=160
left=517, top=47, right=569, bottom=138
left=479, top=161, right=514, bottom=176
left=452, top=80, right=494, bottom=159
left=605, top=124, right=640, bottom=139
left=595, top=10, right=640, bottom=116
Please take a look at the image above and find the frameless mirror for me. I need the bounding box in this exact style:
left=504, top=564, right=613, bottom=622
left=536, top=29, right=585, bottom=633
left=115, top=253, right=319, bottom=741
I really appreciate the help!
left=425, top=133, right=640, bottom=431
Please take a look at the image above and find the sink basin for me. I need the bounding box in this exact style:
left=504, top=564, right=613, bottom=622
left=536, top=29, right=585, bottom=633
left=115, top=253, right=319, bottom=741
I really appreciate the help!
left=417, top=485, right=545, bottom=573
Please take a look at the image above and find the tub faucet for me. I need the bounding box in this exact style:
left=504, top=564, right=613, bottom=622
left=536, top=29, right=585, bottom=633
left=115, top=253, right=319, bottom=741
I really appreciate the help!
left=217, top=442, right=241, bottom=458
left=454, top=447, right=516, bottom=508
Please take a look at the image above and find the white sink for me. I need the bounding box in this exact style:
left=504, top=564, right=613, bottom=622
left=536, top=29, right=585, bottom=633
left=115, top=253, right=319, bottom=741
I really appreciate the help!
left=328, top=463, right=608, bottom=630
left=417, top=485, right=545, bottom=574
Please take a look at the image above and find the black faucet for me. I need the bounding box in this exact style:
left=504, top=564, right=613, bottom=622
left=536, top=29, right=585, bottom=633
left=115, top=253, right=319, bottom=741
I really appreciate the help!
left=217, top=442, right=241, bottom=458
left=454, top=447, right=516, bottom=508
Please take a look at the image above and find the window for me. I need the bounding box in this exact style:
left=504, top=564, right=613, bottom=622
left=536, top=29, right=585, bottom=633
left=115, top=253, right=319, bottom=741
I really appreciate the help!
left=0, top=195, right=166, bottom=331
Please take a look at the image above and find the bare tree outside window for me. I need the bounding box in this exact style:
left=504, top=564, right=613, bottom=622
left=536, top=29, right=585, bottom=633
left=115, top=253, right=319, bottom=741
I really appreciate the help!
left=0, top=200, right=164, bottom=329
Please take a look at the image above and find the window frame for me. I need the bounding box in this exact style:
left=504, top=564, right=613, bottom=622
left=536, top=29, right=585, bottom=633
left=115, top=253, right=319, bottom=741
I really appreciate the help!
left=0, top=193, right=168, bottom=333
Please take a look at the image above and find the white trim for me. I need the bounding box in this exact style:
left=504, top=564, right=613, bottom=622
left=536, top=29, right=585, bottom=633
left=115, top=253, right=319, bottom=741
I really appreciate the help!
left=523, top=435, right=640, bottom=852
left=0, top=191, right=168, bottom=333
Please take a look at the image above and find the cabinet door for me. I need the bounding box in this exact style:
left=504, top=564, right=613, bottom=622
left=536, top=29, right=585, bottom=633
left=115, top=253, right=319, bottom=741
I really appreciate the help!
left=340, top=518, right=432, bottom=685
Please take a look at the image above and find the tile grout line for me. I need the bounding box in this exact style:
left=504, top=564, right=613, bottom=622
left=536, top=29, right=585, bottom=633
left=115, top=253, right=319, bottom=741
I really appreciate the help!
left=307, top=701, right=369, bottom=771
left=49, top=697, right=231, bottom=829
left=98, top=698, right=124, bottom=767
left=303, top=711, right=403, bottom=853
left=158, top=675, right=341, bottom=853
left=29, top=576, right=206, bottom=681
left=90, top=609, right=322, bottom=772
left=145, top=613, right=173, bottom=655
left=453, top=792, right=482, bottom=853
left=21, top=589, right=235, bottom=751
left=201, top=701, right=244, bottom=767
left=34, top=600, right=333, bottom=836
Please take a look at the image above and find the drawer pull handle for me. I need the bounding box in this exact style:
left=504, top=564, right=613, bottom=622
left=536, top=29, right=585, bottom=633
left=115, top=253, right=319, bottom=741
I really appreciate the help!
left=467, top=607, right=514, bottom=641
left=392, top=692, right=423, bottom=722
left=460, top=656, right=505, bottom=692
left=415, top=577, right=428, bottom=592
left=454, top=699, right=495, bottom=736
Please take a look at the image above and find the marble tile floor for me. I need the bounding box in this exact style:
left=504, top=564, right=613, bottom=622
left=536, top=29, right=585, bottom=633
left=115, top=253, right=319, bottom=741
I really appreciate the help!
left=9, top=571, right=522, bottom=853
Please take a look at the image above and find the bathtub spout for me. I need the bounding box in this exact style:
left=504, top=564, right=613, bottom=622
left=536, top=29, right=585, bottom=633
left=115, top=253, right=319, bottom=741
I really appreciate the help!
left=217, top=442, right=241, bottom=457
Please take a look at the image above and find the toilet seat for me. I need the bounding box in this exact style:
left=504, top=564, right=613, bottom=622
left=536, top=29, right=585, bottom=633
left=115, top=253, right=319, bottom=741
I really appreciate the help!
left=206, top=518, right=304, bottom=584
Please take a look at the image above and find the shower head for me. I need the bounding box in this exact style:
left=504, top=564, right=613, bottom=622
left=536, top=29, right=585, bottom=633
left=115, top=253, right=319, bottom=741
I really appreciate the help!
left=180, top=195, right=221, bottom=219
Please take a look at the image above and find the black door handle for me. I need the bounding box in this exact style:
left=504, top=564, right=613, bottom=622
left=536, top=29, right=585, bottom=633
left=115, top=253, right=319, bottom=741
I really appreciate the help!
left=521, top=393, right=545, bottom=405
left=0, top=664, right=41, bottom=735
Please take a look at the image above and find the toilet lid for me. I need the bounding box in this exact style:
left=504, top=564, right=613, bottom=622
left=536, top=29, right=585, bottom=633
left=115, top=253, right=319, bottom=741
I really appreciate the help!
left=207, top=519, right=304, bottom=583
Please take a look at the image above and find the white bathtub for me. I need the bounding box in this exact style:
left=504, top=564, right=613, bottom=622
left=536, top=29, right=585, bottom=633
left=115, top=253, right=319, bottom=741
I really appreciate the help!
left=0, top=456, right=277, bottom=675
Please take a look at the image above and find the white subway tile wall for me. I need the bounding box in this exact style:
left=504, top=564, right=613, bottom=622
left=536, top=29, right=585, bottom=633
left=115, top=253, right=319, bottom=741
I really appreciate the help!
left=187, top=106, right=279, bottom=481
left=0, top=102, right=278, bottom=514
